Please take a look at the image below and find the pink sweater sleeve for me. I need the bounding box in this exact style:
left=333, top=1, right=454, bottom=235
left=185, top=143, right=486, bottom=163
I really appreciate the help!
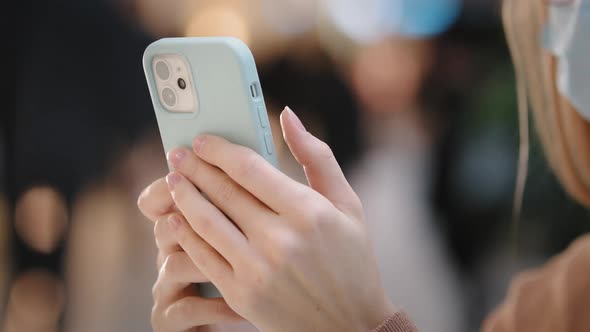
left=372, top=311, right=419, bottom=332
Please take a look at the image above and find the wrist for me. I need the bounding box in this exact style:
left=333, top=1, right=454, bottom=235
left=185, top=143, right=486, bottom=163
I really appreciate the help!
left=359, top=295, right=398, bottom=332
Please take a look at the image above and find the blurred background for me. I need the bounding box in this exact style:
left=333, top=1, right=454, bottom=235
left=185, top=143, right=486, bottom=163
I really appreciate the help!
left=1, top=0, right=589, bottom=331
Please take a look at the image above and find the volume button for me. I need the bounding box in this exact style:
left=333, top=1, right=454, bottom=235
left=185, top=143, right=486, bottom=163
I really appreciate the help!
left=264, top=132, right=274, bottom=154
left=257, top=105, right=269, bottom=128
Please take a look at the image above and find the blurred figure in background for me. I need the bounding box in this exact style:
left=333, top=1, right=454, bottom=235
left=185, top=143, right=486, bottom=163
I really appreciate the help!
left=315, top=1, right=466, bottom=330
left=348, top=37, right=464, bottom=332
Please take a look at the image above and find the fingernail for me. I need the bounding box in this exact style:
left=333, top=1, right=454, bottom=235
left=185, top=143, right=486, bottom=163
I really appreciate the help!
left=168, top=215, right=182, bottom=230
left=166, top=172, right=181, bottom=191
left=168, top=149, right=187, bottom=168
left=285, top=106, right=306, bottom=132
left=193, top=136, right=207, bottom=154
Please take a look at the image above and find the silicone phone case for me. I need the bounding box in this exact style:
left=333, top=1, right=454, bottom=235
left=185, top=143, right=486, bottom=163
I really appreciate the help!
left=143, top=37, right=278, bottom=297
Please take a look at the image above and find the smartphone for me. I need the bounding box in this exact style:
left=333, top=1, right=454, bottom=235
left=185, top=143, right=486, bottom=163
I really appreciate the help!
left=143, top=37, right=278, bottom=297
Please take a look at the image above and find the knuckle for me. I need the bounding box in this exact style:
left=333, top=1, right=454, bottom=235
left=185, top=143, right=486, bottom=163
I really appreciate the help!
left=157, top=252, right=165, bottom=270
left=173, top=223, right=190, bottom=245
left=194, top=215, right=213, bottom=240
left=137, top=191, right=147, bottom=211
left=161, top=253, right=182, bottom=280
left=288, top=198, right=326, bottom=235
left=172, top=298, right=194, bottom=320
left=152, top=280, right=161, bottom=300
left=214, top=178, right=236, bottom=206
left=137, top=184, right=155, bottom=210
left=187, top=160, right=202, bottom=184
left=151, top=305, right=162, bottom=332
left=313, top=206, right=336, bottom=227
left=291, top=190, right=321, bottom=217
left=292, top=187, right=313, bottom=205
left=316, top=141, right=335, bottom=161
left=299, top=203, right=325, bottom=225
left=508, top=270, right=541, bottom=302
left=304, top=197, right=343, bottom=232
left=267, top=230, right=304, bottom=268
left=153, top=219, right=168, bottom=247
left=138, top=180, right=169, bottom=217
left=209, top=299, right=230, bottom=317
left=314, top=214, right=337, bottom=233
left=236, top=151, right=261, bottom=178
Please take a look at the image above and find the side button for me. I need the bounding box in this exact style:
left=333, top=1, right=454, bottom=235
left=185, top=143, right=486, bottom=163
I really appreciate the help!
left=257, top=105, right=269, bottom=128
left=264, top=132, right=274, bottom=154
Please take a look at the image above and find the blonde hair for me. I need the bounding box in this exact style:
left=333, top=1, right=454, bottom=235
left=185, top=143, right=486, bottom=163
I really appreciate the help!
left=503, top=0, right=590, bottom=211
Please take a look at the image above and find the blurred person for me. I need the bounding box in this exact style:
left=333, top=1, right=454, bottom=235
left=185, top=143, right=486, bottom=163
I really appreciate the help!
left=347, top=39, right=464, bottom=332
left=138, top=0, right=590, bottom=331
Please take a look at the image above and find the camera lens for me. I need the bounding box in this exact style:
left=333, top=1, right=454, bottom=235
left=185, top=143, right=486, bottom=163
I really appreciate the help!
left=177, top=78, right=187, bottom=90
left=155, top=61, right=170, bottom=81
left=162, top=87, right=177, bottom=107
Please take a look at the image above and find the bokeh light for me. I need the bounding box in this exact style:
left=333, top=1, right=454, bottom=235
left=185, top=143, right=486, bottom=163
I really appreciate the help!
left=322, top=0, right=460, bottom=43
left=322, top=0, right=391, bottom=44
left=185, top=4, right=251, bottom=45
left=382, top=0, right=461, bottom=38
left=260, top=0, right=318, bottom=36
left=14, top=187, right=68, bottom=254
left=133, top=0, right=194, bottom=37
left=3, top=270, right=64, bottom=332
left=64, top=184, right=152, bottom=332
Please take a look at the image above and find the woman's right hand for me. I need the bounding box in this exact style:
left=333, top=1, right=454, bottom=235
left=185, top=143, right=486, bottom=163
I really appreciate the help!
left=139, top=178, right=245, bottom=332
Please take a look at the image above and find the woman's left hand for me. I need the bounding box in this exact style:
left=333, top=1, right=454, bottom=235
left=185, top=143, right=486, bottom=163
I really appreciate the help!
left=159, top=107, right=396, bottom=332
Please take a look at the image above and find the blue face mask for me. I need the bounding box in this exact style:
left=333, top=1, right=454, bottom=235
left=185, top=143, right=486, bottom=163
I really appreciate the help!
left=543, top=0, right=590, bottom=120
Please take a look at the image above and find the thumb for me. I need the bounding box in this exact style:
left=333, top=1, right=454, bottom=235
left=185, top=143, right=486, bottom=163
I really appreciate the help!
left=280, top=106, right=361, bottom=216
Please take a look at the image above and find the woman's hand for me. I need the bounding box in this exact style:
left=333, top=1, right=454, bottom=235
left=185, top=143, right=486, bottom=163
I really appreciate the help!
left=162, top=107, right=396, bottom=332
left=138, top=179, right=245, bottom=332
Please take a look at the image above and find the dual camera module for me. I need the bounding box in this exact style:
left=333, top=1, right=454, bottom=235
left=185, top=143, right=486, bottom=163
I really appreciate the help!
left=152, top=55, right=196, bottom=113
left=156, top=61, right=186, bottom=90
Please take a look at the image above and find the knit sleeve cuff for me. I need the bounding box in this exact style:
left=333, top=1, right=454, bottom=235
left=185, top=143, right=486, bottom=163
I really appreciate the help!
left=372, top=311, right=419, bottom=332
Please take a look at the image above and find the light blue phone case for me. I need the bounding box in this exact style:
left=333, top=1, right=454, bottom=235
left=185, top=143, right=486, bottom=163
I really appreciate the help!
left=143, top=37, right=278, bottom=297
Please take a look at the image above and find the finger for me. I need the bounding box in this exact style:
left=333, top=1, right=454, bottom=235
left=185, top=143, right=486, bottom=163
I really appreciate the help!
left=157, top=252, right=167, bottom=270
left=168, top=147, right=274, bottom=237
left=160, top=252, right=208, bottom=285
left=167, top=213, right=233, bottom=287
left=280, top=107, right=362, bottom=217
left=166, top=173, right=250, bottom=264
left=161, top=297, right=243, bottom=331
left=154, top=216, right=182, bottom=256
left=154, top=252, right=208, bottom=303
left=192, top=134, right=308, bottom=213
left=138, top=177, right=175, bottom=222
